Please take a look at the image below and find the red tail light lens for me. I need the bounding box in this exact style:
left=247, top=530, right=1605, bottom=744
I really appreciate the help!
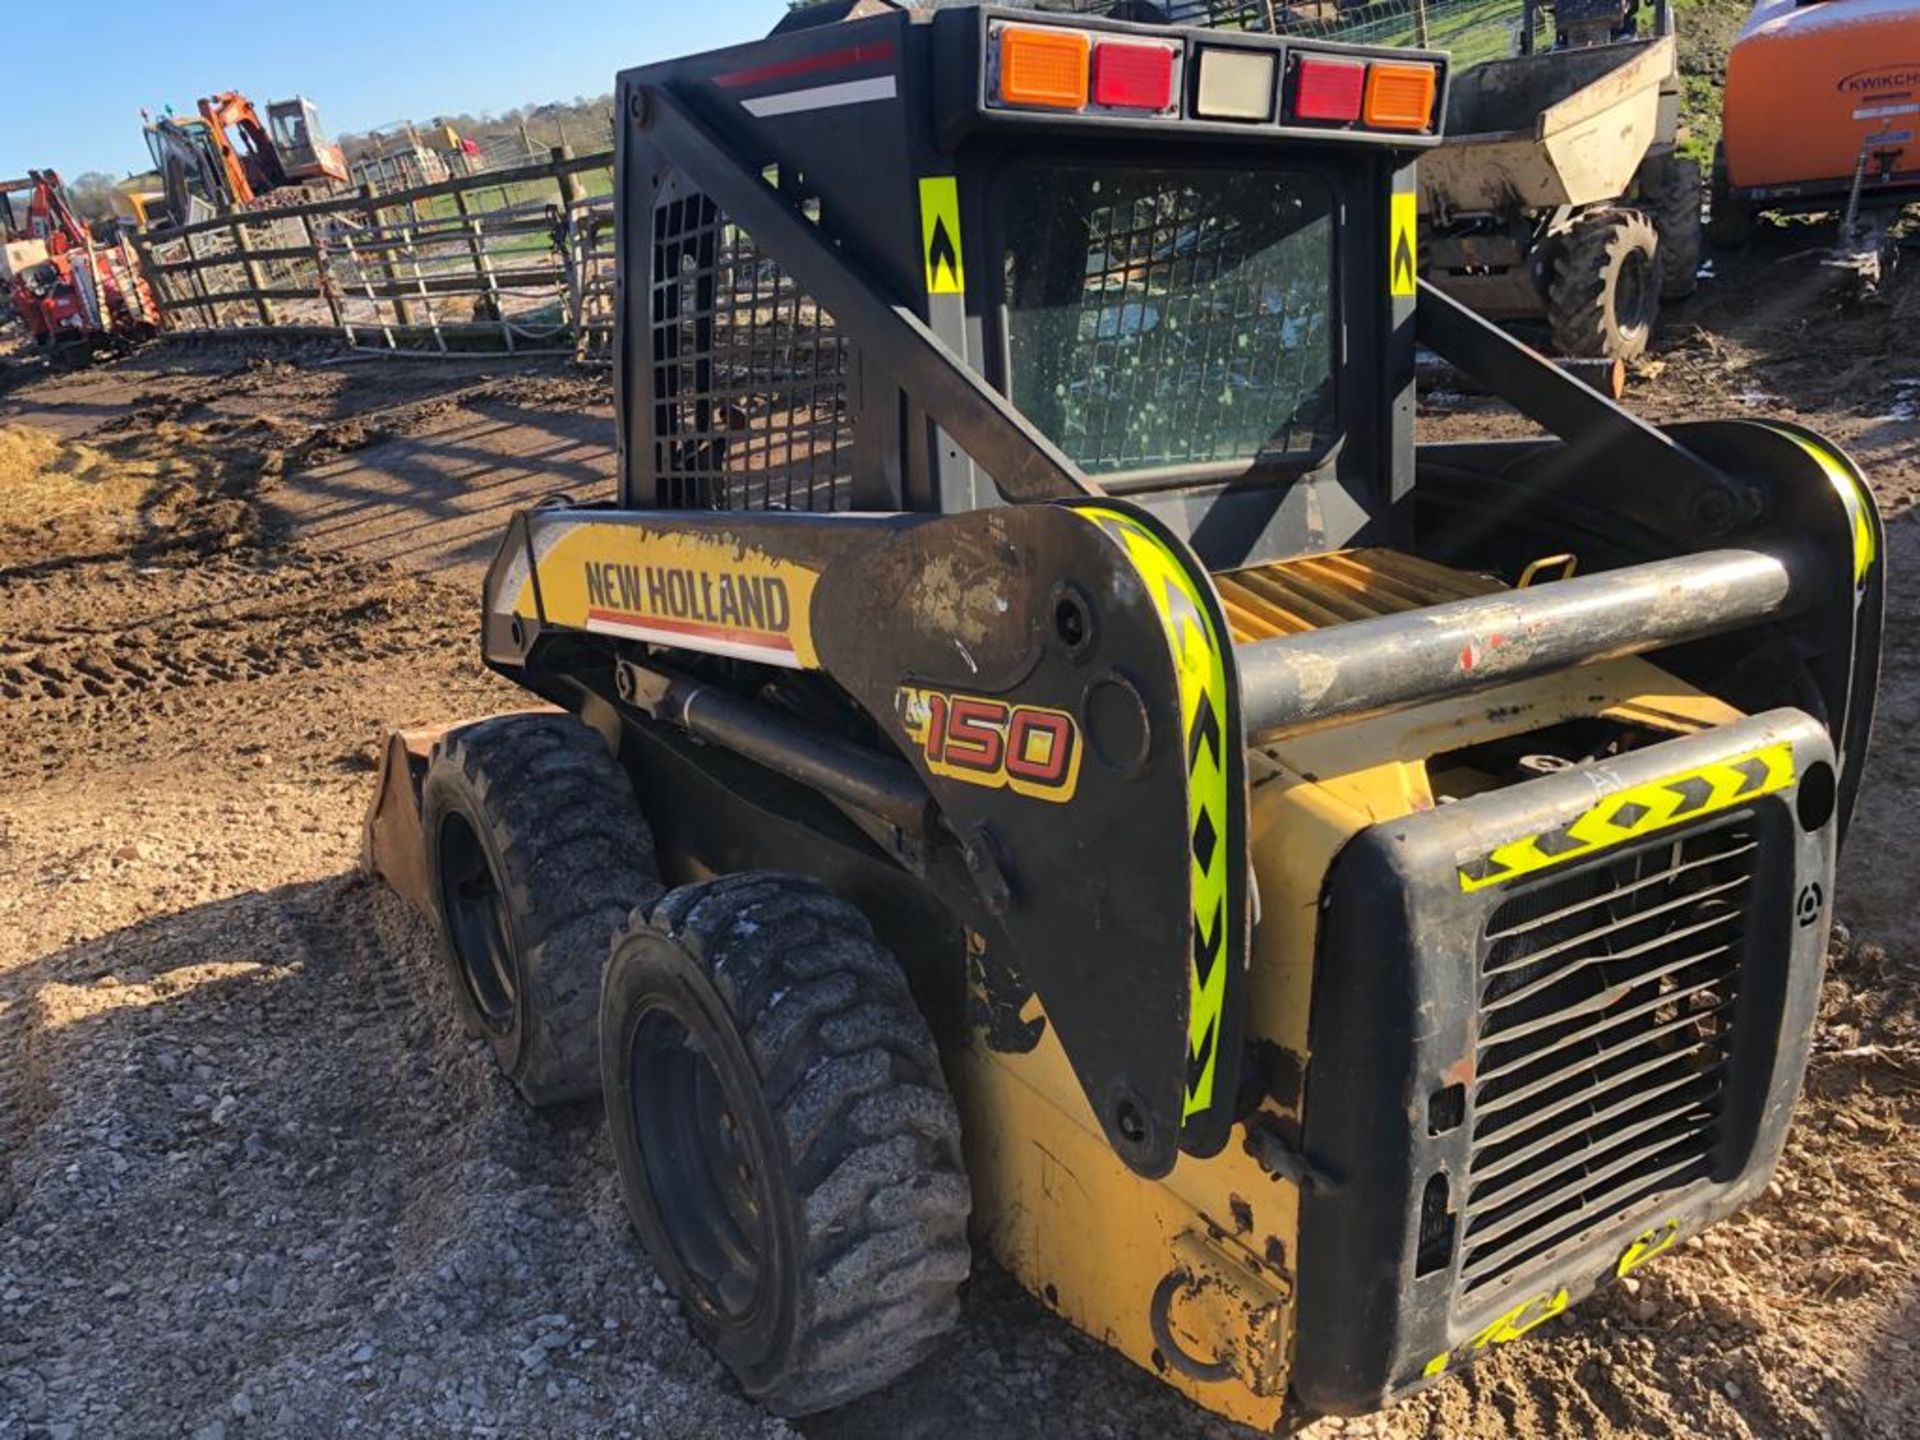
left=1291, top=56, right=1366, bottom=124
left=1091, top=40, right=1175, bottom=112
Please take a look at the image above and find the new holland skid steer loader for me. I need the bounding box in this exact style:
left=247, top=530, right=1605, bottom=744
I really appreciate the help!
left=363, top=3, right=1884, bottom=1428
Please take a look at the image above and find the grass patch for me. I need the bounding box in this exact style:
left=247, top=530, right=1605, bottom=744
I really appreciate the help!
left=1671, top=0, right=1751, bottom=165
left=0, top=424, right=175, bottom=562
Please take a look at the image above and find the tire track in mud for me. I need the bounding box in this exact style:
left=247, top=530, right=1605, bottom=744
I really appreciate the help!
left=0, top=553, right=466, bottom=708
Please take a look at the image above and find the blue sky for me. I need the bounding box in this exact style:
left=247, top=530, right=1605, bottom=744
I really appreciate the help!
left=1, top=0, right=789, bottom=181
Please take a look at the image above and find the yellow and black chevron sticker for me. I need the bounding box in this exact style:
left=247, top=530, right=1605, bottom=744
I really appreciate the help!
left=1769, top=426, right=1876, bottom=586
left=1616, top=1218, right=1682, bottom=1278
left=1074, top=506, right=1233, bottom=1120
left=1390, top=191, right=1417, bottom=298
left=1457, top=742, right=1796, bottom=893
left=918, top=176, right=965, bottom=297
left=1422, top=1286, right=1569, bottom=1378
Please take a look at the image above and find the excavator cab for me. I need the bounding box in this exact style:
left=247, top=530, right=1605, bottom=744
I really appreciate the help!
left=199, top=92, right=288, bottom=198
left=144, top=117, right=228, bottom=223
left=267, top=97, right=350, bottom=185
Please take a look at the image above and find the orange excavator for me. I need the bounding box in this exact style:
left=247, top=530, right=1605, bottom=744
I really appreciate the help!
left=1714, top=0, right=1920, bottom=283
left=145, top=90, right=349, bottom=223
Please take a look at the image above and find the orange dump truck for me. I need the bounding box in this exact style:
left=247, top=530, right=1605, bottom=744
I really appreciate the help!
left=1716, top=0, right=1920, bottom=243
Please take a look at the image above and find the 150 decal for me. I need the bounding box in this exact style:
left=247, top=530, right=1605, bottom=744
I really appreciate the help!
left=898, top=687, right=1081, bottom=802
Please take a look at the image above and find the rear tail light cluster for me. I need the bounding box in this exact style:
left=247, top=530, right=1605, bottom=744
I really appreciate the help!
left=1286, top=54, right=1438, bottom=132
left=1091, top=37, right=1176, bottom=111
left=996, top=24, right=1177, bottom=115
left=989, top=22, right=1438, bottom=136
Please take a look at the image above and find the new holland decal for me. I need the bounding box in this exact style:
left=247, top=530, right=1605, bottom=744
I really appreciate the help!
left=1457, top=742, right=1796, bottom=892
left=898, top=687, right=1083, bottom=802
left=509, top=521, right=822, bottom=668
left=1072, top=507, right=1234, bottom=1122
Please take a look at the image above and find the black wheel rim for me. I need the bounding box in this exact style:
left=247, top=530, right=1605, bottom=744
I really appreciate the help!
left=630, top=1006, right=770, bottom=1324
left=1618, top=249, right=1654, bottom=337
left=436, top=811, right=518, bottom=1033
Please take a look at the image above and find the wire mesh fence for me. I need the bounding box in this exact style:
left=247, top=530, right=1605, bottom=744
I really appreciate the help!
left=132, top=149, right=617, bottom=360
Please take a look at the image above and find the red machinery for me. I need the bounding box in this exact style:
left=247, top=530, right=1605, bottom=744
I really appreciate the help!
left=4, top=171, right=160, bottom=356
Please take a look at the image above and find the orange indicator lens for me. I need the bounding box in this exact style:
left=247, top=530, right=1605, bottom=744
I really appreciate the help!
left=998, top=26, right=1092, bottom=111
left=1363, top=62, right=1438, bottom=132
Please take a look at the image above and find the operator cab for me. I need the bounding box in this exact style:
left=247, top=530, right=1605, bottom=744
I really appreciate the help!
left=268, top=98, right=330, bottom=173
left=622, top=3, right=1447, bottom=573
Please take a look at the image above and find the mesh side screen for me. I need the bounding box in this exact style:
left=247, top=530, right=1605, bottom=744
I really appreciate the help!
left=651, top=190, right=853, bottom=512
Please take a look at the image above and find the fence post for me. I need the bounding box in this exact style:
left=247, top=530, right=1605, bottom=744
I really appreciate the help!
left=452, top=183, right=510, bottom=351
left=550, top=145, right=589, bottom=356
left=360, top=183, right=415, bottom=329
left=128, top=230, right=172, bottom=334
left=397, top=214, right=446, bottom=353
left=230, top=216, right=276, bottom=328
left=179, top=227, right=218, bottom=330
left=300, top=211, right=345, bottom=335
left=553, top=144, right=581, bottom=213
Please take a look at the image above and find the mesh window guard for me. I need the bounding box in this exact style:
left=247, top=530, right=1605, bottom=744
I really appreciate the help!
left=1002, top=165, right=1337, bottom=477
left=650, top=184, right=855, bottom=511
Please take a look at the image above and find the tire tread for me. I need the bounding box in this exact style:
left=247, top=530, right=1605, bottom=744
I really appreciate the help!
left=636, top=872, right=969, bottom=1415
left=1547, top=207, right=1661, bottom=360
left=431, top=713, right=661, bottom=1104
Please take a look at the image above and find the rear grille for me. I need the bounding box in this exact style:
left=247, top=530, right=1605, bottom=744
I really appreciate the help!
left=1218, top=548, right=1500, bottom=643
left=1460, top=823, right=1757, bottom=1295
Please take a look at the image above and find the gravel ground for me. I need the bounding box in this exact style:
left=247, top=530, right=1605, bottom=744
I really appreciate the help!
left=1, top=231, right=1917, bottom=1439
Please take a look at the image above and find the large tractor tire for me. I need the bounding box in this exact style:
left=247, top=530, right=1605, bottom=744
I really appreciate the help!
left=602, top=873, right=971, bottom=1416
left=1646, top=153, right=1704, bottom=299
left=1547, top=208, right=1662, bottom=361
left=422, top=712, right=661, bottom=1106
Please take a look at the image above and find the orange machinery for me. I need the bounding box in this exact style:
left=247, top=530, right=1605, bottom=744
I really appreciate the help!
left=1721, top=0, right=1920, bottom=203
left=197, top=91, right=349, bottom=202
left=145, top=91, right=350, bottom=222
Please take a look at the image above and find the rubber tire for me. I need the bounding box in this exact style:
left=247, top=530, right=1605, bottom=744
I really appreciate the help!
left=602, top=873, right=971, bottom=1416
left=1547, top=208, right=1662, bottom=361
left=1646, top=154, right=1704, bottom=300
left=1707, top=145, right=1756, bottom=250
left=422, top=712, right=661, bottom=1106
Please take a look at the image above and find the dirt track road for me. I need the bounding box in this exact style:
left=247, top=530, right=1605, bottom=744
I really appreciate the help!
left=1, top=251, right=1917, bottom=1440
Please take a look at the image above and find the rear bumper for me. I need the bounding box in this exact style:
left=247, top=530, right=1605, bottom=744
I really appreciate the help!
left=1728, top=171, right=1920, bottom=208
left=1291, top=708, right=1835, bottom=1414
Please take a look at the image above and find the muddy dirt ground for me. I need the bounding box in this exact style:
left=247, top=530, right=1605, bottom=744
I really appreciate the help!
left=1, top=229, right=1917, bottom=1440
